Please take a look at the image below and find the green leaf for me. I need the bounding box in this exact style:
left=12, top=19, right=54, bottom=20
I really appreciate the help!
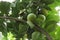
left=41, top=0, right=54, bottom=5
left=32, top=31, right=46, bottom=40
left=0, top=1, right=10, bottom=14
left=32, top=31, right=41, bottom=40
left=45, top=21, right=57, bottom=32
left=19, top=23, right=29, bottom=37
left=46, top=13, right=59, bottom=22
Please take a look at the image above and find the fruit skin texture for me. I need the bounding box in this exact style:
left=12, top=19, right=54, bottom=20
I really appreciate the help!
left=27, top=13, right=36, bottom=22
left=27, top=13, right=36, bottom=28
left=37, top=14, right=46, bottom=23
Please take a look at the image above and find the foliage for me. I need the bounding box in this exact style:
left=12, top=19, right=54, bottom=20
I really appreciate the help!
left=0, top=0, right=60, bottom=40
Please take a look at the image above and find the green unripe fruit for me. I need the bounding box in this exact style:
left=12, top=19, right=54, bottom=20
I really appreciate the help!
left=36, top=14, right=46, bottom=26
left=27, top=13, right=36, bottom=22
left=27, top=13, right=36, bottom=28
left=37, top=14, right=46, bottom=22
left=27, top=21, right=35, bottom=28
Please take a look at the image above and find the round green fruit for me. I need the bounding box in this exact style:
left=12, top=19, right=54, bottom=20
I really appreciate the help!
left=27, top=13, right=36, bottom=22
left=37, top=14, right=46, bottom=22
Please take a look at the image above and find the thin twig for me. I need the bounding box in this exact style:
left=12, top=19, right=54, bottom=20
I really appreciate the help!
left=0, top=16, right=26, bottom=23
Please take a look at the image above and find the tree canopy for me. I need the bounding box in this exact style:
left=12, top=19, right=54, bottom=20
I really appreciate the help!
left=0, top=0, right=60, bottom=40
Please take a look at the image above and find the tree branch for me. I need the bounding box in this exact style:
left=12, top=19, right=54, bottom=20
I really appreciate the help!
left=33, top=23, right=53, bottom=40
left=0, top=16, right=26, bottom=23
left=0, top=16, right=52, bottom=40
